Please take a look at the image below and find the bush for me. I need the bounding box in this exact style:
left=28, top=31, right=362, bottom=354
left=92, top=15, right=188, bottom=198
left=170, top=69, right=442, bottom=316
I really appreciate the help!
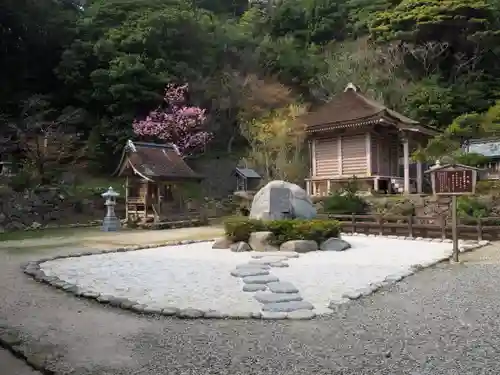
left=223, top=216, right=266, bottom=242
left=223, top=217, right=341, bottom=245
left=457, top=196, right=491, bottom=219
left=266, top=219, right=341, bottom=245
left=322, top=177, right=368, bottom=214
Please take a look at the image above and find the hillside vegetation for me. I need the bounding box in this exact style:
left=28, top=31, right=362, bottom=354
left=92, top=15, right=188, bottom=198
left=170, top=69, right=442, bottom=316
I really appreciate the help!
left=3, top=0, right=500, bottom=183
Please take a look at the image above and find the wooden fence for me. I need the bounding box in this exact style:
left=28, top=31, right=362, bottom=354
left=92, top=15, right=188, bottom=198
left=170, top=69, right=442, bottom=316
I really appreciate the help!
left=318, top=214, right=500, bottom=241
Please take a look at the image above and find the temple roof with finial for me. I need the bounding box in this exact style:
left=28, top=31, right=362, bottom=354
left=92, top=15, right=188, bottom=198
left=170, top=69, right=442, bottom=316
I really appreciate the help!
left=113, top=140, right=202, bottom=181
left=300, top=83, right=438, bottom=135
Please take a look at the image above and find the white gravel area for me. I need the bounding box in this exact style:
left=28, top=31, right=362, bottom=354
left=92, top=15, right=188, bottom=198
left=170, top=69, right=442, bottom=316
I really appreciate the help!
left=39, top=237, right=453, bottom=315
left=40, top=242, right=262, bottom=315
left=271, top=235, right=453, bottom=314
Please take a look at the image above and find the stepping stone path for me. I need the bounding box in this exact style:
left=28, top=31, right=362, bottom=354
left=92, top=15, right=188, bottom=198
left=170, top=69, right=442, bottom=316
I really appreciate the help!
left=230, top=252, right=316, bottom=319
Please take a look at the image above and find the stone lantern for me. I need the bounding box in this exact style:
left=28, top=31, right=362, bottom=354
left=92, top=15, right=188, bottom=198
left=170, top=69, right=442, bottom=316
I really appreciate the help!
left=102, top=187, right=120, bottom=232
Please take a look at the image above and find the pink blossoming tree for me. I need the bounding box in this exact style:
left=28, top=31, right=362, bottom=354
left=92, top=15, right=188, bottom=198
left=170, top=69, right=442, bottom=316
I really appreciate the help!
left=133, top=84, right=211, bottom=156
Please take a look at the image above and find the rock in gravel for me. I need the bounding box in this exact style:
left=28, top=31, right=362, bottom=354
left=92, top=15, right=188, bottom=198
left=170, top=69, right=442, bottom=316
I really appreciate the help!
left=228, top=311, right=254, bottom=319
left=178, top=308, right=204, bottom=319
left=248, top=231, right=274, bottom=252
left=254, top=292, right=302, bottom=304
left=280, top=240, right=318, bottom=253
left=267, top=281, right=299, bottom=294
left=287, top=310, right=316, bottom=320
left=130, top=304, right=148, bottom=313
left=142, top=306, right=163, bottom=314
left=243, top=284, right=267, bottom=292
left=342, top=291, right=362, bottom=300
left=204, top=310, right=229, bottom=319
left=212, top=237, right=233, bottom=249
left=230, top=268, right=269, bottom=278
left=248, top=257, right=287, bottom=265
left=260, top=311, right=288, bottom=320
left=236, top=263, right=271, bottom=270
left=268, top=262, right=289, bottom=268
left=230, top=241, right=251, bottom=252
left=262, top=300, right=314, bottom=312
left=161, top=307, right=180, bottom=316
left=319, top=238, right=351, bottom=251
left=96, top=294, right=113, bottom=303
left=82, top=291, right=100, bottom=299
left=243, top=275, right=279, bottom=284
left=251, top=252, right=299, bottom=259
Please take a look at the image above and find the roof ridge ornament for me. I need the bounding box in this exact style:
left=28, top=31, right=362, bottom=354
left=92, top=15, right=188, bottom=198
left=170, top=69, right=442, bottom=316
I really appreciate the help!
left=344, top=83, right=359, bottom=92
left=126, top=139, right=136, bottom=152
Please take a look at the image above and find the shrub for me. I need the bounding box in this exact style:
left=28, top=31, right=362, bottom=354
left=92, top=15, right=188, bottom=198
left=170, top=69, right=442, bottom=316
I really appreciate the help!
left=223, top=217, right=341, bottom=245
left=457, top=196, right=490, bottom=219
left=266, top=219, right=341, bottom=245
left=323, top=177, right=368, bottom=214
left=223, top=216, right=265, bottom=242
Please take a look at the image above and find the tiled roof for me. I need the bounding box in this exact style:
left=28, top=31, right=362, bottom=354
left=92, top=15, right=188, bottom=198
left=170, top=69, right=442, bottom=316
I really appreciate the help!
left=115, top=141, right=202, bottom=181
left=235, top=168, right=261, bottom=179
left=300, top=84, right=437, bottom=135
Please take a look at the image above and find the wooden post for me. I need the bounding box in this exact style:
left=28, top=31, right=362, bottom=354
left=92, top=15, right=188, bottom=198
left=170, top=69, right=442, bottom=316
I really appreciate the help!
left=451, top=195, right=459, bottom=262
left=440, top=215, right=447, bottom=240
left=477, top=217, right=483, bottom=242
left=365, top=132, right=372, bottom=176
left=143, top=181, right=148, bottom=219
left=351, top=213, right=356, bottom=233
left=416, top=161, right=423, bottom=194
left=407, top=215, right=413, bottom=238
left=125, top=176, right=129, bottom=221
left=378, top=215, right=383, bottom=236
left=402, top=136, right=410, bottom=194
left=157, top=184, right=161, bottom=220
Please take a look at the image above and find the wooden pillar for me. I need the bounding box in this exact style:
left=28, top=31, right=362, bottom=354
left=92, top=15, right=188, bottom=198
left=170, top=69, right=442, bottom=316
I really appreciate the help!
left=306, top=180, right=311, bottom=196
left=327, top=179, right=331, bottom=194
left=157, top=184, right=161, bottom=219
left=143, top=181, right=148, bottom=218
left=125, top=176, right=129, bottom=220
left=416, top=161, right=423, bottom=194
left=365, top=132, right=372, bottom=176
left=311, top=140, right=317, bottom=176
left=402, top=136, right=410, bottom=194
left=338, top=136, right=343, bottom=176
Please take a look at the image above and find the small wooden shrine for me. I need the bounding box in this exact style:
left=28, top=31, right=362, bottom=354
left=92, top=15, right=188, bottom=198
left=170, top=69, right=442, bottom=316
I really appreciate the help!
left=233, top=167, right=261, bottom=192
left=113, top=140, right=203, bottom=222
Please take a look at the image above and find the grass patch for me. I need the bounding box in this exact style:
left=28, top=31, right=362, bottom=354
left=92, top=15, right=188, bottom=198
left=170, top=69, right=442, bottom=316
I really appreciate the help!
left=0, top=226, right=103, bottom=242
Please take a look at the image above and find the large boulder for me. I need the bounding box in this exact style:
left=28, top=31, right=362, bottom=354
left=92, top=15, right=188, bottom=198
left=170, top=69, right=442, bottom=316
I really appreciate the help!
left=248, top=231, right=277, bottom=252
left=319, top=238, right=351, bottom=251
left=249, top=180, right=316, bottom=221
left=280, top=240, right=318, bottom=253
left=212, top=237, right=233, bottom=249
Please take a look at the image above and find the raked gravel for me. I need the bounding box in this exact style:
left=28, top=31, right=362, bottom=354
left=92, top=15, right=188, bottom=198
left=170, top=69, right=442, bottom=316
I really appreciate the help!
left=35, top=235, right=474, bottom=318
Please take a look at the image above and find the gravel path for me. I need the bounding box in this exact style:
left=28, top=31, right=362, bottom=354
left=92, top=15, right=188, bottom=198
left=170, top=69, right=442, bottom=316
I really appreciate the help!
left=2, top=235, right=500, bottom=374
left=0, top=348, right=41, bottom=375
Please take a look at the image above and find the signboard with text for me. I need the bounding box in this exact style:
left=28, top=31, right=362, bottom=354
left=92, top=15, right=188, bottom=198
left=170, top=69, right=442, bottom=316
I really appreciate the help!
left=426, top=164, right=478, bottom=196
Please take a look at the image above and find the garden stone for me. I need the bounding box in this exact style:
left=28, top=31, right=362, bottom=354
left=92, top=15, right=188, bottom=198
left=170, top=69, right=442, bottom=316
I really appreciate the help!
left=212, top=237, right=233, bottom=249
left=267, top=281, right=299, bottom=294
left=130, top=304, right=148, bottom=313
left=228, top=311, right=254, bottom=319
left=242, top=275, right=279, bottom=284
left=319, top=238, right=351, bottom=251
left=243, top=284, right=267, bottom=292
left=252, top=252, right=299, bottom=259
left=479, top=240, right=490, bottom=246
left=287, top=310, right=316, bottom=320
left=142, top=305, right=163, bottom=314
left=161, top=307, right=180, bottom=316
left=260, top=311, right=288, bottom=320
left=82, top=291, right=100, bottom=299
left=280, top=240, right=318, bottom=253
left=230, top=241, right=251, bottom=252
left=248, top=231, right=273, bottom=252
left=97, top=294, right=113, bottom=303
left=249, top=180, right=316, bottom=220
left=236, top=263, right=271, bottom=270
left=119, top=299, right=138, bottom=309
left=178, top=308, right=204, bottom=319
left=248, top=256, right=287, bottom=265
left=269, top=262, right=289, bottom=268
left=204, top=310, right=229, bottom=319
left=342, top=291, right=362, bottom=300
left=254, top=292, right=303, bottom=304
left=262, top=300, right=314, bottom=312
left=230, top=268, right=269, bottom=278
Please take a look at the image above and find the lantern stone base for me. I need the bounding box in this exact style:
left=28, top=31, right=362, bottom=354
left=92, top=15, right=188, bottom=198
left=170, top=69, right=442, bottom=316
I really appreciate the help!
left=102, top=216, right=121, bottom=232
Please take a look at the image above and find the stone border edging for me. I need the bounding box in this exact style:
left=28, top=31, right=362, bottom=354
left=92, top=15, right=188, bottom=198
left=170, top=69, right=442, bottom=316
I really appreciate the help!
left=21, top=234, right=491, bottom=321
left=333, top=232, right=491, bottom=305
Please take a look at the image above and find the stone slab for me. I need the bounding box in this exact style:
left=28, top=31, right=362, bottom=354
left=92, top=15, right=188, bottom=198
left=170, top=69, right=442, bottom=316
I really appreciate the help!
left=243, top=284, right=267, bottom=292
left=254, top=292, right=303, bottom=304
left=287, top=310, right=316, bottom=320
left=230, top=269, right=269, bottom=278
left=262, top=300, right=314, bottom=312
left=267, top=281, right=298, bottom=294
left=251, top=252, right=299, bottom=259
left=242, top=275, right=279, bottom=284
left=269, top=262, right=289, bottom=268
left=236, top=263, right=271, bottom=270
left=248, top=257, right=288, bottom=265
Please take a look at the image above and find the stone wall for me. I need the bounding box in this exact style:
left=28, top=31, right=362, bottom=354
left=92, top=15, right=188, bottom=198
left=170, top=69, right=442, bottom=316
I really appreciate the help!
left=0, top=186, right=124, bottom=232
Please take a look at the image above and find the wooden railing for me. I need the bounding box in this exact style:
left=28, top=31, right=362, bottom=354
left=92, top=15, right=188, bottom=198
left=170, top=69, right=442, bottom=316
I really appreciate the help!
left=317, top=214, right=500, bottom=241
